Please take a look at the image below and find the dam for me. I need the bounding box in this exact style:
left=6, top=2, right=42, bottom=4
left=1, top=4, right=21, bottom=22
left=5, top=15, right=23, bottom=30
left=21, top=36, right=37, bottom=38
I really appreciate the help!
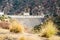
left=7, top=15, right=45, bottom=27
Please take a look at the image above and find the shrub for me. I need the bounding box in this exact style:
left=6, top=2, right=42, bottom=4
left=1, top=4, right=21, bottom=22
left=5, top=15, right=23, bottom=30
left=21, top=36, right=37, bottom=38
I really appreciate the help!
left=40, top=18, right=58, bottom=38
left=0, top=15, right=11, bottom=29
left=9, top=19, right=24, bottom=33
left=53, top=16, right=60, bottom=30
left=32, top=24, right=41, bottom=33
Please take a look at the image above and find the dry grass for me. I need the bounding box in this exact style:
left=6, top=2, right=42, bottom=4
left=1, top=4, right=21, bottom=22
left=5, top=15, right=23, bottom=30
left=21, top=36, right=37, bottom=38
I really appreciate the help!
left=39, top=19, right=58, bottom=38
left=0, top=28, right=59, bottom=40
left=48, top=36, right=60, bottom=40
left=0, top=34, right=6, bottom=40
left=18, top=34, right=41, bottom=40
left=9, top=19, right=25, bottom=33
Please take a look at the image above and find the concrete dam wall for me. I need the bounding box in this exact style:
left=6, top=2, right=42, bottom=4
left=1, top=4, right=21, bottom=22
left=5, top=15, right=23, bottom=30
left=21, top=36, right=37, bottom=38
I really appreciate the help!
left=9, top=15, right=44, bottom=27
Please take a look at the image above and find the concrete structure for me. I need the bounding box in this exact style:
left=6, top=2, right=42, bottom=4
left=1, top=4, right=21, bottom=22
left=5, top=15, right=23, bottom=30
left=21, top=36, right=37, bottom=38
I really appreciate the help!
left=23, top=12, right=30, bottom=16
left=0, top=11, right=4, bottom=15
left=7, top=15, right=45, bottom=27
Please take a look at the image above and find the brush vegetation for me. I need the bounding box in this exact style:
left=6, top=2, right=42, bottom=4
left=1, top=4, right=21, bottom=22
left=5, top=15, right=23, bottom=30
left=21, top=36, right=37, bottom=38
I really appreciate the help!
left=40, top=18, right=58, bottom=37
left=9, top=19, right=24, bottom=33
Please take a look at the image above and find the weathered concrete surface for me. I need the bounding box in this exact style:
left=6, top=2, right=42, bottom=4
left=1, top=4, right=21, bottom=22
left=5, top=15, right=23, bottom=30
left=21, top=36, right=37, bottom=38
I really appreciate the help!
left=16, top=18, right=43, bottom=27
left=5, top=15, right=44, bottom=27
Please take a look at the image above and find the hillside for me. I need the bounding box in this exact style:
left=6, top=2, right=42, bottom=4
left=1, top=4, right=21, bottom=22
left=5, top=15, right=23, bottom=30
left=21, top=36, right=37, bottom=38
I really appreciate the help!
left=0, top=0, right=60, bottom=16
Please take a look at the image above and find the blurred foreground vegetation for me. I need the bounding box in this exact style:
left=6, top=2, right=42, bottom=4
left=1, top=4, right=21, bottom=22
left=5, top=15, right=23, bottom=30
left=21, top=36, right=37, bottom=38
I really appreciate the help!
left=32, top=16, right=60, bottom=38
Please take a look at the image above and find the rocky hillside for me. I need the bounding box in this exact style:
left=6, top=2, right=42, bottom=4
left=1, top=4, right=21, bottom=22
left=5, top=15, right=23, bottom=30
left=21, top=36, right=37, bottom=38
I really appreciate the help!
left=0, top=0, right=60, bottom=16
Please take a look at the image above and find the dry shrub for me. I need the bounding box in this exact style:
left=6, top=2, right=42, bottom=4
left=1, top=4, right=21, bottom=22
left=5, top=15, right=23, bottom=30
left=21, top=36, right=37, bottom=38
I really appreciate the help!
left=40, top=18, right=58, bottom=38
left=9, top=19, right=25, bottom=33
left=32, top=24, right=41, bottom=34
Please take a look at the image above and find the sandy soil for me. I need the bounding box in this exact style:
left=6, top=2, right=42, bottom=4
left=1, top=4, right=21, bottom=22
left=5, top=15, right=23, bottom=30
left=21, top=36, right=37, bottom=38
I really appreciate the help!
left=0, top=28, right=60, bottom=40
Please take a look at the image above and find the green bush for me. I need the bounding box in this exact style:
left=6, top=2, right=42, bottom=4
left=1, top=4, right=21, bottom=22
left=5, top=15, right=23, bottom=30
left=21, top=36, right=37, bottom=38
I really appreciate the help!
left=32, top=24, right=42, bottom=33
left=53, top=16, right=60, bottom=30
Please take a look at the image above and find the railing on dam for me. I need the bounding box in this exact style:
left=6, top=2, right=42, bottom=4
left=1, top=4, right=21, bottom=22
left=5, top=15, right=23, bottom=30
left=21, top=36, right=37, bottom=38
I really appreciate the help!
left=6, top=15, right=44, bottom=18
